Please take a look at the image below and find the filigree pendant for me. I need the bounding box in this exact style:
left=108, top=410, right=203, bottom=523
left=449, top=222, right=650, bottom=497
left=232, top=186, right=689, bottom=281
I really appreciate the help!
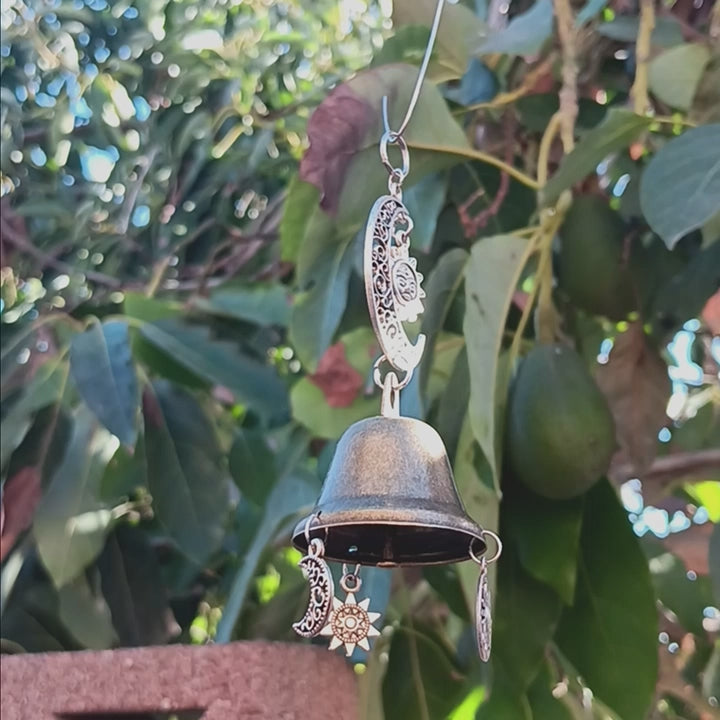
left=476, top=557, right=492, bottom=662
left=292, top=537, right=334, bottom=638
left=320, top=568, right=381, bottom=656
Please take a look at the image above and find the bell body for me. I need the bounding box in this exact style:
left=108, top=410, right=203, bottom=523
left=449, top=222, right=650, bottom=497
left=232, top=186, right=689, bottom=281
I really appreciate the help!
left=292, top=416, right=486, bottom=566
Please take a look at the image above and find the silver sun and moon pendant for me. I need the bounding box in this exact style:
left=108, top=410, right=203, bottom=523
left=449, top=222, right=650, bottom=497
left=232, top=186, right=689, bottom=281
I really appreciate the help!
left=292, top=533, right=382, bottom=656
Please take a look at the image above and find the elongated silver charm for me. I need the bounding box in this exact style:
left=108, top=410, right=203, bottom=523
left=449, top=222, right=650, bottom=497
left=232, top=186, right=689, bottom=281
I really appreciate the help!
left=476, top=556, right=492, bottom=662
left=293, top=537, right=334, bottom=638
left=364, top=194, right=426, bottom=375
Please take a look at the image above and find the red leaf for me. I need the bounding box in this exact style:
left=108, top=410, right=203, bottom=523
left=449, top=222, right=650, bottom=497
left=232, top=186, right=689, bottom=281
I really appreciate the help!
left=595, top=322, right=671, bottom=476
left=308, top=342, right=364, bottom=408
left=0, top=467, right=42, bottom=561
left=299, top=82, right=373, bottom=216
left=701, top=290, right=720, bottom=336
left=663, top=522, right=712, bottom=575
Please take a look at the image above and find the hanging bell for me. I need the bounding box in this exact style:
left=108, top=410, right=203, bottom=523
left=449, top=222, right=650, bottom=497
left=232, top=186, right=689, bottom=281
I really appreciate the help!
left=292, top=415, right=486, bottom=567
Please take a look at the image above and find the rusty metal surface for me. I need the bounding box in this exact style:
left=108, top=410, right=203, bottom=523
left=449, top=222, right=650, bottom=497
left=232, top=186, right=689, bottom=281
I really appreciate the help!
left=0, top=641, right=358, bottom=720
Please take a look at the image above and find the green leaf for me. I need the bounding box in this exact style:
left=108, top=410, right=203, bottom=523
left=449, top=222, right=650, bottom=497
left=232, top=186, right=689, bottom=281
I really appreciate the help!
left=543, top=109, right=653, bottom=205
left=597, top=15, right=684, bottom=47
left=58, top=572, right=117, bottom=649
left=142, top=381, right=229, bottom=564
left=504, top=481, right=583, bottom=604
left=191, top=284, right=291, bottom=328
left=476, top=684, right=531, bottom=720
left=464, top=234, right=532, bottom=490
left=214, top=467, right=319, bottom=643
left=228, top=428, right=278, bottom=506
left=476, top=0, right=553, bottom=57
left=685, top=481, right=720, bottom=523
left=299, top=64, right=469, bottom=227
left=290, top=378, right=377, bottom=440
left=279, top=176, right=320, bottom=263
left=648, top=43, right=711, bottom=111
left=646, top=541, right=714, bottom=636
left=70, top=320, right=139, bottom=447
left=140, top=320, right=289, bottom=421
left=383, top=623, right=466, bottom=720
left=288, top=212, right=357, bottom=370
left=526, top=661, right=575, bottom=720
left=1, top=361, right=68, bottom=468
left=33, top=406, right=116, bottom=588
left=492, top=545, right=562, bottom=690
left=420, top=248, right=469, bottom=394
left=402, top=172, right=448, bottom=253
left=452, top=415, right=500, bottom=609
left=556, top=480, right=658, bottom=720
left=393, top=0, right=486, bottom=81
left=98, top=526, right=179, bottom=646
left=372, top=25, right=431, bottom=72
left=575, top=0, right=609, bottom=27
left=640, top=124, right=720, bottom=249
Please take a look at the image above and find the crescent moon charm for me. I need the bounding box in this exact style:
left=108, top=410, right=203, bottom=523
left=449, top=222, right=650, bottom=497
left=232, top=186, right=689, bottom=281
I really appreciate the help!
left=293, top=538, right=334, bottom=638
left=364, top=195, right=426, bottom=374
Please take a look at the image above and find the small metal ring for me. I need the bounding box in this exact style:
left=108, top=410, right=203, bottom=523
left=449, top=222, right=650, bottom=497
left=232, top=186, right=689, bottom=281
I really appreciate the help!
left=340, top=565, right=362, bottom=593
left=380, top=131, right=410, bottom=180
left=303, top=513, right=327, bottom=546
left=477, top=530, right=502, bottom=565
left=373, top=355, right=413, bottom=391
left=307, top=537, right=324, bottom=558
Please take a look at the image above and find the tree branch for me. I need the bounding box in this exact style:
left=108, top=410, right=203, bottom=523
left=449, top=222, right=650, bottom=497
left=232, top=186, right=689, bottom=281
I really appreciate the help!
left=610, top=449, right=720, bottom=487
left=631, top=0, right=656, bottom=114
left=554, top=0, right=579, bottom=152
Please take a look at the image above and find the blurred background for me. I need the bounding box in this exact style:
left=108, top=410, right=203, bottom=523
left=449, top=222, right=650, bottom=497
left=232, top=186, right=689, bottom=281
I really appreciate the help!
left=1, top=0, right=719, bottom=718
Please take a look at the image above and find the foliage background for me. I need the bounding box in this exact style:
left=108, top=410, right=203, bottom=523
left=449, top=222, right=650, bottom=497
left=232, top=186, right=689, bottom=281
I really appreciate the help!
left=1, top=0, right=719, bottom=718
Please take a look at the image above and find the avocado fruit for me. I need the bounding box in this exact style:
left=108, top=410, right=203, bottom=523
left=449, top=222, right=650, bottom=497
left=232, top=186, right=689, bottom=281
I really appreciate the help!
left=507, top=344, right=616, bottom=499
left=558, top=195, right=635, bottom=320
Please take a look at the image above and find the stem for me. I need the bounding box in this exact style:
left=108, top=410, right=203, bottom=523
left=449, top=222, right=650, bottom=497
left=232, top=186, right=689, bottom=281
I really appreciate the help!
left=397, top=574, right=430, bottom=720
left=631, top=0, right=655, bottom=115
left=554, top=0, right=578, bottom=152
left=408, top=141, right=540, bottom=190
left=537, top=113, right=563, bottom=187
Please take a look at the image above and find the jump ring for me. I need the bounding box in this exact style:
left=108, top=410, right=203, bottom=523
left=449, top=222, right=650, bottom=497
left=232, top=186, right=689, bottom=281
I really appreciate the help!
left=303, top=513, right=327, bottom=546
left=379, top=131, right=410, bottom=179
left=469, top=530, right=502, bottom=565
left=373, top=355, right=413, bottom=391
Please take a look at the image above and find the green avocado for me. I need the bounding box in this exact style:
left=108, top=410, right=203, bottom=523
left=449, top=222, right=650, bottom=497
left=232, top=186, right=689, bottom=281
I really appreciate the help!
left=507, top=344, right=616, bottom=499
left=558, top=195, right=635, bottom=320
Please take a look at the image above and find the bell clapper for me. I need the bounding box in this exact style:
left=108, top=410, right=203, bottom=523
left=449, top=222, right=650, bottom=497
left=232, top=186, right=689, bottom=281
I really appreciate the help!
left=320, top=566, right=382, bottom=657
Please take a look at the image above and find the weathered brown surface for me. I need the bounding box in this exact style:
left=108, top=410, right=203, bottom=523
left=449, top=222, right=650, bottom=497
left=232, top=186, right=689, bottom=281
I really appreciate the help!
left=0, top=641, right=358, bottom=719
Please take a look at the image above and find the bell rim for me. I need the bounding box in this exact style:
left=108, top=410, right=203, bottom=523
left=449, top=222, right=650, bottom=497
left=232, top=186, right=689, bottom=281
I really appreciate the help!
left=292, top=515, right=487, bottom=566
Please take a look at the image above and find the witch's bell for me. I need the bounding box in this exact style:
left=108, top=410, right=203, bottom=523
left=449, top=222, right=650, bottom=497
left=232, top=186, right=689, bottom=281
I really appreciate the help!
left=291, top=181, right=501, bottom=661
left=291, top=416, right=486, bottom=566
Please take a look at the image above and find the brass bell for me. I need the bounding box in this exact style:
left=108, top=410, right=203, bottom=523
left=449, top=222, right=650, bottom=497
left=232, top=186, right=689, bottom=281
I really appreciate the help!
left=292, top=415, right=486, bottom=567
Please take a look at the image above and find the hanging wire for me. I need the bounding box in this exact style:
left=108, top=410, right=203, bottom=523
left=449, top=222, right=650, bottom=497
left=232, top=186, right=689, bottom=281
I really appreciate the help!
left=381, top=0, right=447, bottom=140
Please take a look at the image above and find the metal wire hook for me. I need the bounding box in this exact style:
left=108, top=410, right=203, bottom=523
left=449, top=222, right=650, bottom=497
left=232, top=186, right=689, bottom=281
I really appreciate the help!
left=381, top=0, right=447, bottom=140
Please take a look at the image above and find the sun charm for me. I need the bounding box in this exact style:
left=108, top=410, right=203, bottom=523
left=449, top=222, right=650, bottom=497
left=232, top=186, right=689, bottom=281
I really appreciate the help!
left=320, top=570, right=381, bottom=656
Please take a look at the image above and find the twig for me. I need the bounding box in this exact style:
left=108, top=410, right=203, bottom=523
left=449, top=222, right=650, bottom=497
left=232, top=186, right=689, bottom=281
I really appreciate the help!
left=537, top=112, right=563, bottom=187
left=1, top=215, right=122, bottom=288
left=631, top=0, right=656, bottom=115
left=116, top=146, right=159, bottom=236
left=554, top=0, right=578, bottom=152
left=456, top=54, right=558, bottom=115
left=610, top=449, right=720, bottom=487
left=409, top=141, right=540, bottom=190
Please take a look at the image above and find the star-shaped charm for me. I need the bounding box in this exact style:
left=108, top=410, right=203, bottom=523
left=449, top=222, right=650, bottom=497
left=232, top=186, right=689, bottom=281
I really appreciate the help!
left=319, top=592, right=382, bottom=656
